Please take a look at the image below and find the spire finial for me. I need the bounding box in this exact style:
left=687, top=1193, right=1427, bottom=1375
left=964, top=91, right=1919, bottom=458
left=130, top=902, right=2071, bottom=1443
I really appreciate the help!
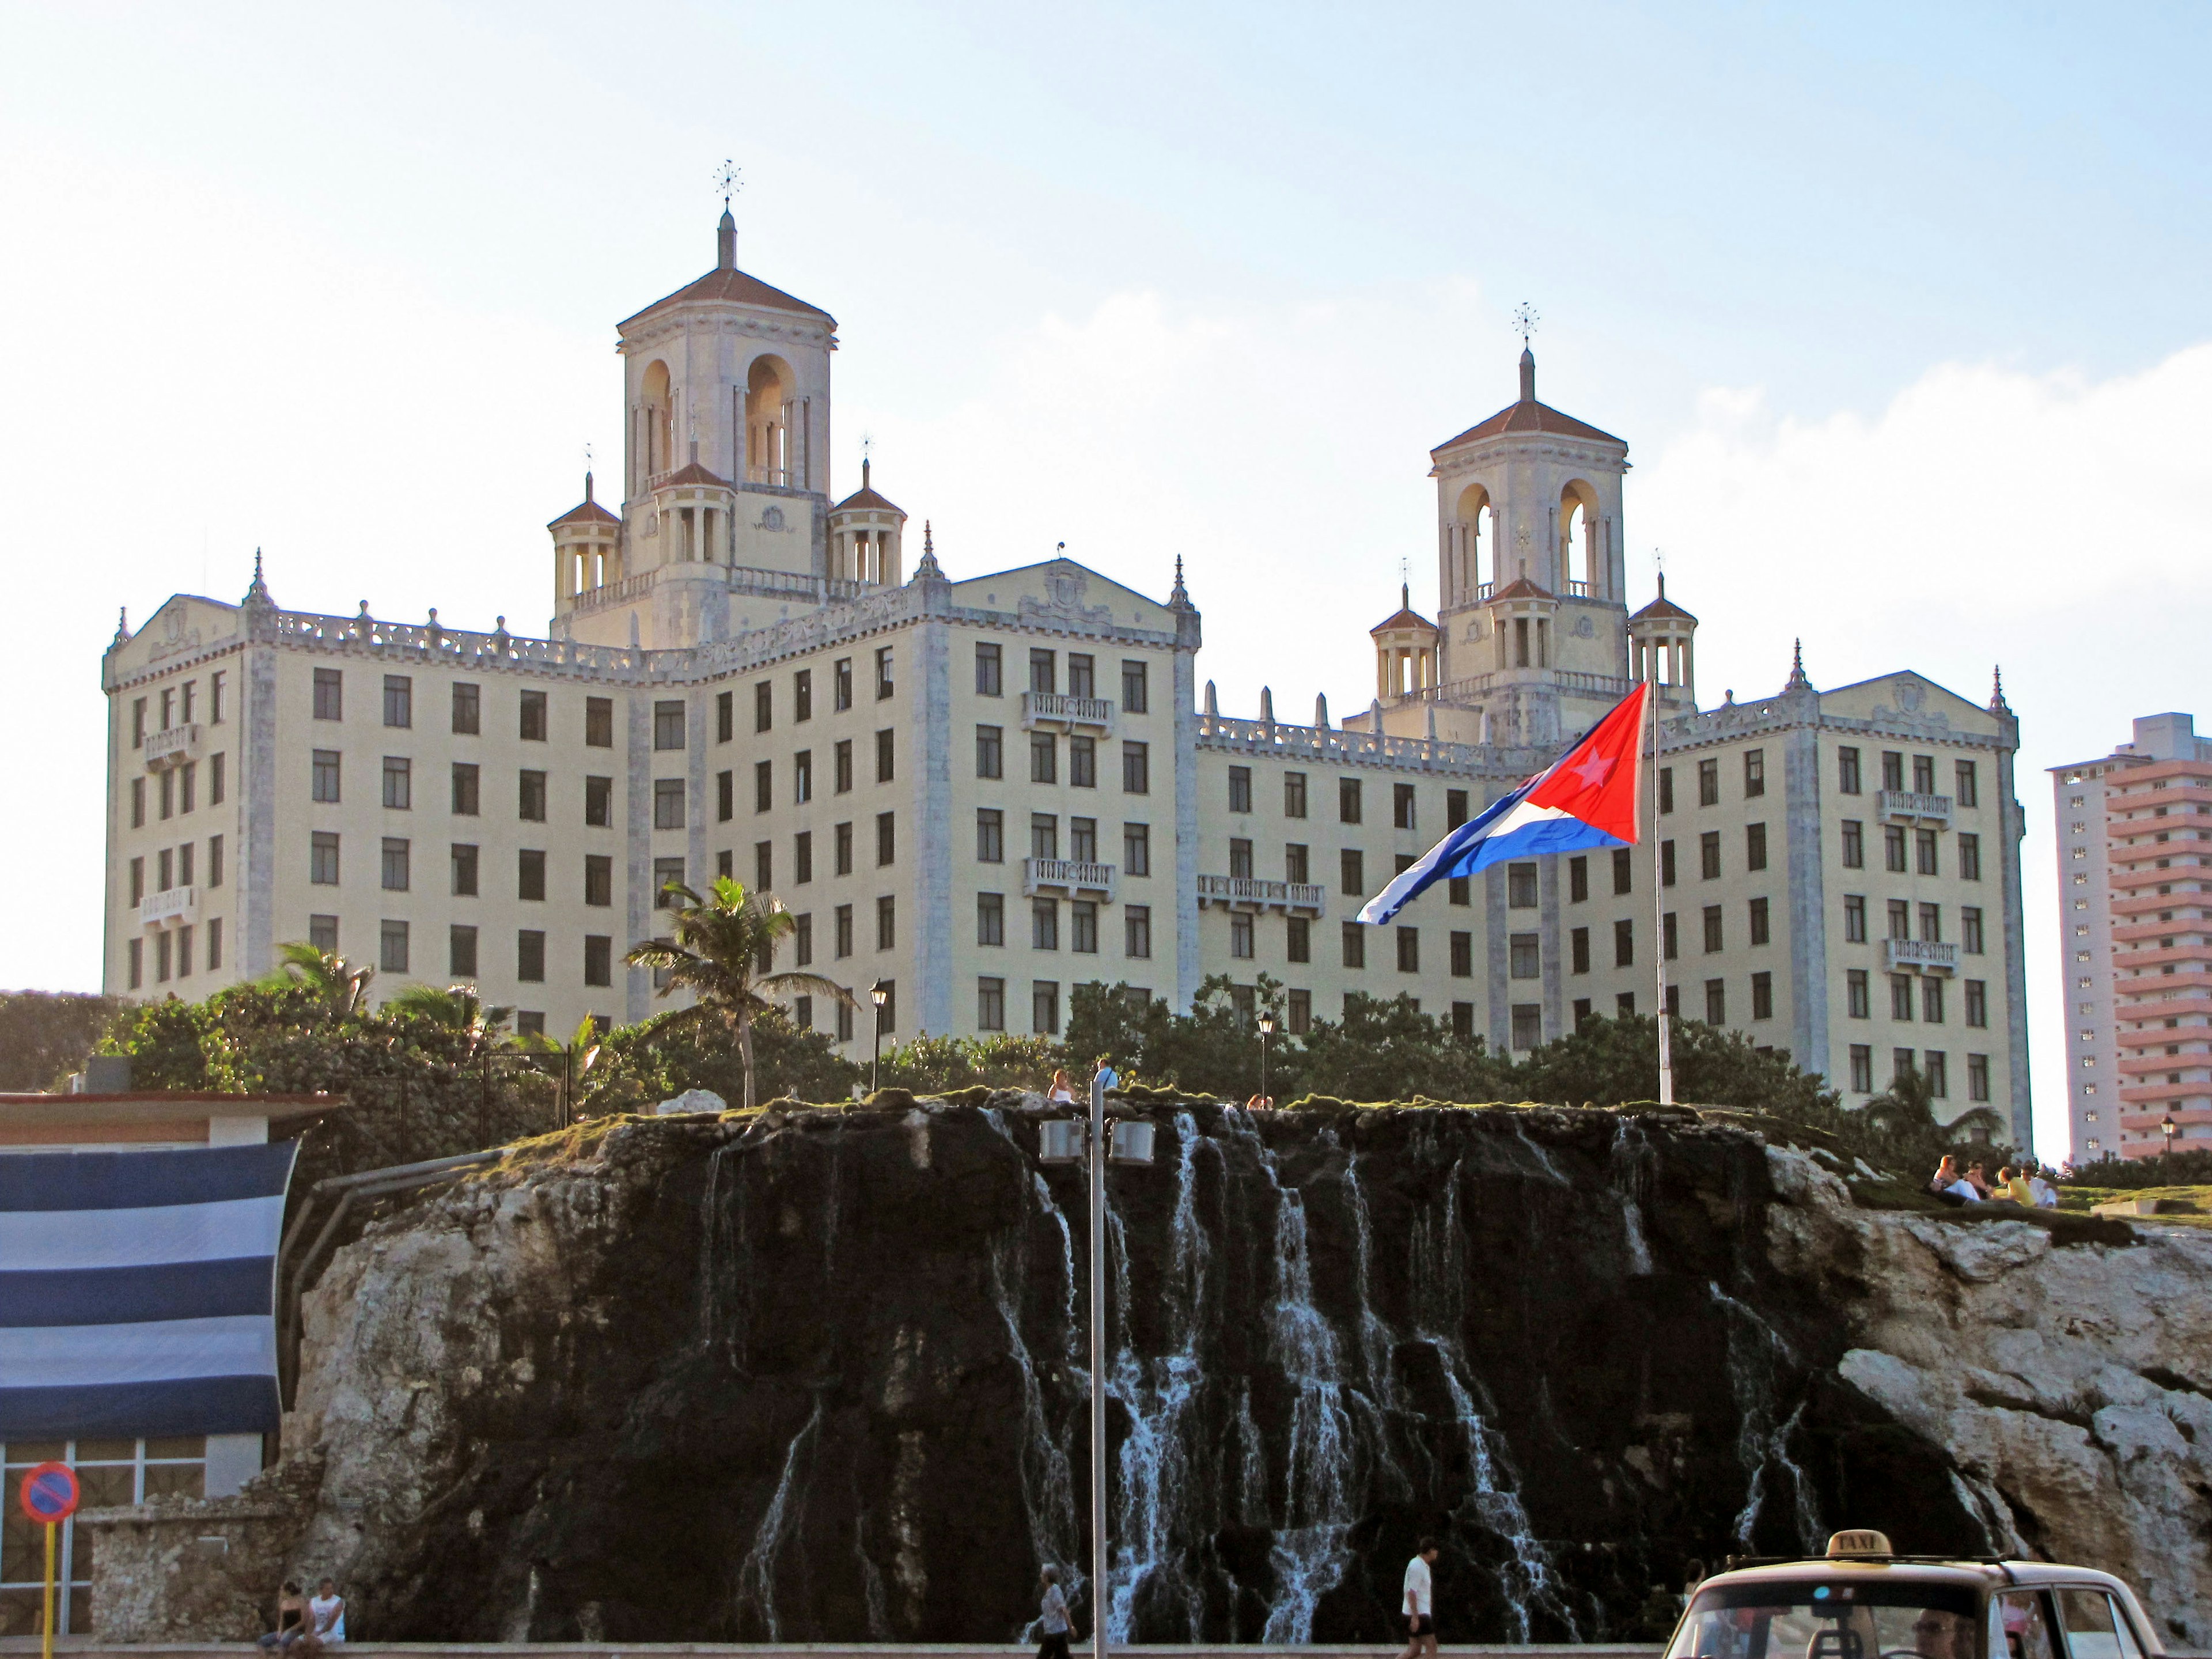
left=915, top=518, right=942, bottom=578
left=1990, top=665, right=2012, bottom=714
left=584, top=442, right=594, bottom=503
left=861, top=433, right=872, bottom=491
left=1170, top=554, right=1191, bottom=609
left=113, top=605, right=129, bottom=645
left=1401, top=579, right=1410, bottom=610
left=1513, top=302, right=1540, bottom=402
left=1785, top=637, right=1810, bottom=691
left=714, top=160, right=740, bottom=270
left=242, top=547, right=273, bottom=610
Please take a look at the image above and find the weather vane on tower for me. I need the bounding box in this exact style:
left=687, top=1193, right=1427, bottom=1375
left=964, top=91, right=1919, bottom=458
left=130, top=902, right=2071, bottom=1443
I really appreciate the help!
left=1513, top=302, right=1540, bottom=348
left=715, top=158, right=742, bottom=212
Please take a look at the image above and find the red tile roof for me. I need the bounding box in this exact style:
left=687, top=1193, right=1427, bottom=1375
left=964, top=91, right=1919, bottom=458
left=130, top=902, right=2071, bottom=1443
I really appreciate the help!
left=653, top=461, right=733, bottom=490
left=833, top=486, right=903, bottom=515
left=1488, top=576, right=1557, bottom=603
left=1434, top=399, right=1625, bottom=453
left=1631, top=593, right=1698, bottom=623
left=621, top=267, right=834, bottom=329
left=1369, top=605, right=1436, bottom=635
left=548, top=498, right=619, bottom=528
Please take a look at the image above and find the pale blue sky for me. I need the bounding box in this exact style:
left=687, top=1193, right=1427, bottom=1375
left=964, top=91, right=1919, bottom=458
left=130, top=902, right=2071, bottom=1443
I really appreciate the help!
left=5, top=2, right=2207, bottom=1152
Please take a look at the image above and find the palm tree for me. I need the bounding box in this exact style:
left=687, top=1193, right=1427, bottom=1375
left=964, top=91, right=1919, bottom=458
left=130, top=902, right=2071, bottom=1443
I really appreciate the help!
left=385, top=983, right=514, bottom=1063
left=626, top=877, right=854, bottom=1110
left=516, top=1013, right=604, bottom=1126
left=259, top=941, right=375, bottom=1018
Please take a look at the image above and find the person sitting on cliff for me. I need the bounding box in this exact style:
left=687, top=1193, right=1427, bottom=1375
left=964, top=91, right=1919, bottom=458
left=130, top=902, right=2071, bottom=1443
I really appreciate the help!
left=1966, top=1162, right=1997, bottom=1199
left=1998, top=1165, right=2035, bottom=1205
left=1048, top=1070, right=1077, bottom=1103
left=2029, top=1170, right=2060, bottom=1208
left=256, top=1581, right=309, bottom=1652
left=308, top=1580, right=346, bottom=1646
left=1928, top=1157, right=1977, bottom=1202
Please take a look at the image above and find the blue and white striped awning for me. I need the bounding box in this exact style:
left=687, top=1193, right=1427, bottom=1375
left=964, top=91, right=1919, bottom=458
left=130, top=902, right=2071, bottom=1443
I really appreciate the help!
left=0, top=1142, right=296, bottom=1438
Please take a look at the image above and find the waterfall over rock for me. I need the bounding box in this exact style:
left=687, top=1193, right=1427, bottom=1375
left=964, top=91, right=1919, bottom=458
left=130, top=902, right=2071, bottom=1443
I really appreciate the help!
left=96, top=1101, right=2212, bottom=1647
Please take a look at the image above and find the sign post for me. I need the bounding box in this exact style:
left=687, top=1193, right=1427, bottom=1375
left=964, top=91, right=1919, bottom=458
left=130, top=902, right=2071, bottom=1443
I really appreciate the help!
left=19, top=1462, right=79, bottom=1659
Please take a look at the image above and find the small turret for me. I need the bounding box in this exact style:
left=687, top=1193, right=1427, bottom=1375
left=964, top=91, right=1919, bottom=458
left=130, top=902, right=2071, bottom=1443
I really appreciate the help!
left=1370, top=582, right=1440, bottom=700
left=829, top=457, right=907, bottom=586
left=549, top=471, right=623, bottom=615
left=1628, top=574, right=1698, bottom=706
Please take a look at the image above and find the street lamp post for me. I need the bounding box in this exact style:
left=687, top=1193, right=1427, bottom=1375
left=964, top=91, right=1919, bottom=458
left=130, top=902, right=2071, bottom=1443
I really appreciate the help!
left=1256, top=1010, right=1275, bottom=1103
left=2163, top=1112, right=2177, bottom=1157
left=1039, top=1069, right=1153, bottom=1659
left=869, top=979, right=889, bottom=1094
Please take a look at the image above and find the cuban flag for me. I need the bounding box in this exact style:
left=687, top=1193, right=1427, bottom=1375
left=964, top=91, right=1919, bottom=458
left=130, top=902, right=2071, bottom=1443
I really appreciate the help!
left=1359, top=681, right=1650, bottom=926
left=0, top=1142, right=296, bottom=1437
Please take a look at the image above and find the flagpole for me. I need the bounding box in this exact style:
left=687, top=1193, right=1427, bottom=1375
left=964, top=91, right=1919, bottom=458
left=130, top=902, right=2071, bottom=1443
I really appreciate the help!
left=1650, top=676, right=1674, bottom=1105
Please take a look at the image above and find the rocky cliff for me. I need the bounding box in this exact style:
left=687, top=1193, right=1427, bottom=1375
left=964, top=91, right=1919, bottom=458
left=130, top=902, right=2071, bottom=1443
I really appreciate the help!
left=91, top=1102, right=2212, bottom=1646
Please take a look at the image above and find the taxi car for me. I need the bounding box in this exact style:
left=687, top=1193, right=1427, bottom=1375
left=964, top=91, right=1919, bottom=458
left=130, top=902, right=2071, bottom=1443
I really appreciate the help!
left=1665, top=1530, right=2164, bottom=1659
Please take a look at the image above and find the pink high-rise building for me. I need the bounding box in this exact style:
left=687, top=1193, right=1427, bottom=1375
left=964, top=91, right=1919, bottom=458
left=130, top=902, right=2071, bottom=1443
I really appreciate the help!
left=2052, top=713, right=2212, bottom=1164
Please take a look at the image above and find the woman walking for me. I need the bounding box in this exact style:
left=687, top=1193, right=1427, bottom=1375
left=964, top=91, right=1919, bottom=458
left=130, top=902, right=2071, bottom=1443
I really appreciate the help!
left=1036, top=1566, right=1072, bottom=1659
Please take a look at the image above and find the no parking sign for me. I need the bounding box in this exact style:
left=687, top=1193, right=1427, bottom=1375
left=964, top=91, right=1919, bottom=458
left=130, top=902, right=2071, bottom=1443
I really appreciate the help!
left=17, top=1462, right=77, bottom=1524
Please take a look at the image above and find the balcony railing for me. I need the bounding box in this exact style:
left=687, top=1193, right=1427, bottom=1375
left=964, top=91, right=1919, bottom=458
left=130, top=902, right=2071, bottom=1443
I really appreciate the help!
left=1885, top=937, right=1958, bottom=974
left=1021, top=691, right=1115, bottom=734
left=139, top=886, right=196, bottom=928
left=1024, top=858, right=1117, bottom=901
left=1876, top=790, right=1953, bottom=827
left=143, top=724, right=201, bottom=771
left=1195, top=874, right=1328, bottom=916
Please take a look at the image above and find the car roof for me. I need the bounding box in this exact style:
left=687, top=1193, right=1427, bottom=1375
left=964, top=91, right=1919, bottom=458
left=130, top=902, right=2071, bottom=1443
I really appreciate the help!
left=1698, top=1560, right=2161, bottom=1653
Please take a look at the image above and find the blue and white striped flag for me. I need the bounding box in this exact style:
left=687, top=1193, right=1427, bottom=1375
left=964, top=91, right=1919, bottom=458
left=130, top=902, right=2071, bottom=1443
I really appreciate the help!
left=0, top=1142, right=297, bottom=1438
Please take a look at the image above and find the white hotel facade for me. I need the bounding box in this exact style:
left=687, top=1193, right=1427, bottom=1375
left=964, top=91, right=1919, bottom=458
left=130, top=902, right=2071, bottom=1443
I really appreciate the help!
left=101, top=212, right=2032, bottom=1142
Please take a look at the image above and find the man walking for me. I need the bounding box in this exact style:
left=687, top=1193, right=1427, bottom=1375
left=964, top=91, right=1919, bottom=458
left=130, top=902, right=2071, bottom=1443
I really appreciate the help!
left=1399, top=1537, right=1440, bottom=1659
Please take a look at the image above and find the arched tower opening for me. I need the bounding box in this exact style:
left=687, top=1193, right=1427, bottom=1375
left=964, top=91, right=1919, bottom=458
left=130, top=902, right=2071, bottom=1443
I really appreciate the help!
left=1449, top=483, right=1495, bottom=604
left=1559, top=479, right=1603, bottom=596
left=746, top=356, right=795, bottom=487
left=641, top=361, right=674, bottom=486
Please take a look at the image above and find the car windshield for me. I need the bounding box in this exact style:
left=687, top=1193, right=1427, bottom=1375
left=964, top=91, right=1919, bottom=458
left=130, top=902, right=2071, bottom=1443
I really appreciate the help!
left=1669, top=1580, right=1984, bottom=1659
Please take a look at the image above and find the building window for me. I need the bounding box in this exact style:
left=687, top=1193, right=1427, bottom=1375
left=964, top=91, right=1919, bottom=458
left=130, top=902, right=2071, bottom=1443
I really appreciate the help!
left=379, top=919, right=409, bottom=973
left=877, top=811, right=896, bottom=866
left=1615, top=918, right=1634, bottom=967
left=1705, top=979, right=1726, bottom=1024
left=1751, top=971, right=1772, bottom=1020
left=1661, top=840, right=1676, bottom=885
left=382, top=674, right=413, bottom=729
left=1121, top=659, right=1149, bottom=713
left=975, top=643, right=1002, bottom=696
left=1663, top=911, right=1678, bottom=960
left=1967, top=1053, right=1990, bottom=1101
left=126, top=935, right=143, bottom=988
left=1746, top=821, right=1767, bottom=872
left=441, top=761, right=475, bottom=816
left=1912, top=753, right=1936, bottom=794
left=310, top=832, right=339, bottom=885
left=585, top=695, right=612, bottom=747
left=794, top=669, right=813, bottom=722
left=654, top=856, right=685, bottom=907
left=1884, top=824, right=1907, bottom=873
left=1748, top=895, right=1770, bottom=946
left=1700, top=831, right=1721, bottom=880
left=1450, top=930, right=1474, bottom=976
left=1339, top=778, right=1362, bottom=823
left=833, top=821, right=853, bottom=876
left=1882, top=751, right=1904, bottom=793
left=1703, top=905, right=1724, bottom=953
left=1124, top=823, right=1150, bottom=876
left=1918, top=901, right=1942, bottom=943
left=1916, top=828, right=1939, bottom=876
left=1340, top=849, right=1363, bottom=895
left=309, top=914, right=339, bottom=952
left=519, top=770, right=547, bottom=822
left=1031, top=732, right=1057, bottom=784
left=1341, top=922, right=1365, bottom=969
left=1850, top=1044, right=1873, bottom=1092
left=1569, top=856, right=1589, bottom=903
left=753, top=681, right=773, bottom=734
left=794, top=831, right=813, bottom=885
left=1031, top=897, right=1058, bottom=950
left=974, top=809, right=1005, bottom=864
left=793, top=913, right=813, bottom=965
left=446, top=842, right=478, bottom=896
left=312, top=749, right=342, bottom=803
left=582, top=934, right=612, bottom=987
left=130, top=777, right=144, bottom=827
left=516, top=690, right=546, bottom=743
left=1284, top=843, right=1309, bottom=885
left=1067, top=654, right=1095, bottom=699
left=1033, top=980, right=1060, bottom=1036
left=313, top=668, right=343, bottom=721
left=1287, top=915, right=1311, bottom=963
left=1123, top=903, right=1153, bottom=959
left=209, top=835, right=225, bottom=888
left=1570, top=926, right=1590, bottom=974
left=517, top=929, right=546, bottom=982
left=1842, top=820, right=1863, bottom=868
left=207, top=917, right=222, bottom=969
left=1844, top=895, right=1866, bottom=942
left=517, top=849, right=547, bottom=902
left=1393, top=783, right=1416, bottom=831
left=1070, top=736, right=1096, bottom=789
left=1028, top=649, right=1056, bottom=696
left=1284, top=772, right=1307, bottom=818
left=1922, top=976, right=1946, bottom=1024
left=1509, top=932, right=1539, bottom=978
left=976, top=976, right=1006, bottom=1030
left=1122, top=741, right=1149, bottom=794
left=1744, top=748, right=1764, bottom=798
left=382, top=756, right=411, bottom=810
left=1512, top=1004, right=1542, bottom=1050
left=1886, top=899, right=1909, bottom=941
left=1924, top=1050, right=1948, bottom=1099
left=1837, top=747, right=1861, bottom=795
left=579, top=853, right=612, bottom=908
left=876, top=728, right=896, bottom=784
left=975, top=724, right=1004, bottom=780
left=1230, top=911, right=1254, bottom=959
left=1397, top=927, right=1421, bottom=972
left=752, top=840, right=773, bottom=893
left=795, top=750, right=813, bottom=804
left=1508, top=862, right=1538, bottom=907
left=1891, top=974, right=1915, bottom=1021
left=1228, top=766, right=1252, bottom=813
left=1698, top=758, right=1719, bottom=807
left=210, top=753, right=225, bottom=805
left=876, top=646, right=895, bottom=699
left=834, top=903, right=853, bottom=957
left=1959, top=832, right=1982, bottom=881
left=581, top=774, right=612, bottom=828
left=876, top=895, right=897, bottom=950
left=828, top=739, right=850, bottom=794
left=381, top=837, right=410, bottom=892
left=1955, top=760, right=1979, bottom=808
left=1659, top=767, right=1675, bottom=813
left=977, top=892, right=1005, bottom=945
